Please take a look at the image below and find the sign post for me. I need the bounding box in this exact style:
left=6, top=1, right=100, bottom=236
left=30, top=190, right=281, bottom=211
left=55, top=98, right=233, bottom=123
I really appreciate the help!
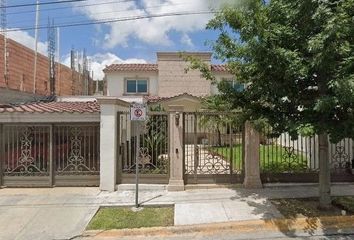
left=130, top=103, right=147, bottom=209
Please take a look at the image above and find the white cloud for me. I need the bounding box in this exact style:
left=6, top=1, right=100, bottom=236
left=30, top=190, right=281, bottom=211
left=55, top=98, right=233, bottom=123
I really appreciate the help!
left=63, top=52, right=147, bottom=80
left=6, top=30, right=48, bottom=55
left=72, top=0, right=236, bottom=48
left=180, top=33, right=193, bottom=47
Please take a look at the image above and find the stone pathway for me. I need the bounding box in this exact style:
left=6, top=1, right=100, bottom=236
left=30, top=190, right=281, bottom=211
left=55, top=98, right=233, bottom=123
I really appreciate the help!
left=184, top=144, right=231, bottom=174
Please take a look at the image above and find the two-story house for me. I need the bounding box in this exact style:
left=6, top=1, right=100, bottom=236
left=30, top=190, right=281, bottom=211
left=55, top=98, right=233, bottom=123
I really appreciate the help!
left=103, top=52, right=242, bottom=111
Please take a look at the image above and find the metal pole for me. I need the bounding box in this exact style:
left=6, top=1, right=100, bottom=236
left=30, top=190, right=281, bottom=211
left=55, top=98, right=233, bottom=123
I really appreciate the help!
left=56, top=27, right=60, bottom=95
left=135, top=122, right=139, bottom=208
left=33, top=0, right=40, bottom=94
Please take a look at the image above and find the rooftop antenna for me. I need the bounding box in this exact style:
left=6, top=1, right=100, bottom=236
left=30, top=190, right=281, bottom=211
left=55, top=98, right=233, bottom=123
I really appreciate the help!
left=1, top=0, right=8, bottom=87
left=47, top=18, right=56, bottom=95
left=33, top=0, right=40, bottom=94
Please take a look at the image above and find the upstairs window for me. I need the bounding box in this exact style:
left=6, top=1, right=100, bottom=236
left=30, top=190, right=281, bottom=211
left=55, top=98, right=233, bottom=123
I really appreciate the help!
left=223, top=78, right=244, bottom=92
left=126, top=79, right=148, bottom=94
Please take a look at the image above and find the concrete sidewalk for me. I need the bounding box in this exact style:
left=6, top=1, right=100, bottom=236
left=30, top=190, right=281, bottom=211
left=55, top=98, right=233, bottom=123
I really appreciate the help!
left=1, top=184, right=354, bottom=239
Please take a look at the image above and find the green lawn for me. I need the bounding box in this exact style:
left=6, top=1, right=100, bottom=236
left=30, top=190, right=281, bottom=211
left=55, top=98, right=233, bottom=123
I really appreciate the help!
left=87, top=207, right=174, bottom=230
left=211, top=144, right=309, bottom=172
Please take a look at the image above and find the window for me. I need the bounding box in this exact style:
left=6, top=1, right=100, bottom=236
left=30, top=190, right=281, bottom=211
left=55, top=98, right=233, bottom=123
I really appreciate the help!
left=126, top=79, right=148, bottom=94
left=223, top=78, right=244, bottom=92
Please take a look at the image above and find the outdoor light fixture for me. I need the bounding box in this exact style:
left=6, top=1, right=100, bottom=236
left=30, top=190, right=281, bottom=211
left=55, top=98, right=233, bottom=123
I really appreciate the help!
left=175, top=112, right=180, bottom=126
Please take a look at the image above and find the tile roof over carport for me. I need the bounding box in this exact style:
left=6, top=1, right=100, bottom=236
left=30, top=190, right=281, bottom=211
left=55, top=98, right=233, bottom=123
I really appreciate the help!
left=0, top=101, right=100, bottom=113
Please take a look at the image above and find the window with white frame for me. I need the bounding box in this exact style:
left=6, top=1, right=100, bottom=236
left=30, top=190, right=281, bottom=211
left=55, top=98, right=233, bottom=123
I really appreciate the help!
left=222, top=78, right=244, bottom=92
left=126, top=79, right=148, bottom=94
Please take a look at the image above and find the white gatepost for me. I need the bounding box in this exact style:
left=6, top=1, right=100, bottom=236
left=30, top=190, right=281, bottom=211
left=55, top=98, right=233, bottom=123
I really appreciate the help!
left=97, top=97, right=130, bottom=192
left=167, top=105, right=185, bottom=191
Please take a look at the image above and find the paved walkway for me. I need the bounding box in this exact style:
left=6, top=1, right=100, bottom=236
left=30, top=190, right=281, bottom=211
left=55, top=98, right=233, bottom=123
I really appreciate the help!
left=184, top=144, right=231, bottom=174
left=1, top=184, right=354, bottom=239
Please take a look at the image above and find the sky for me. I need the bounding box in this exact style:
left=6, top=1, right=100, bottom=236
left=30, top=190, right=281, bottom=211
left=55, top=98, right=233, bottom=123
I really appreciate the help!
left=4, top=0, right=235, bottom=80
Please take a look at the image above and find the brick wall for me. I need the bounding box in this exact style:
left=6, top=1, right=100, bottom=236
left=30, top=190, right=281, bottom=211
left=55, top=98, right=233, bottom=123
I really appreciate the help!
left=0, top=35, right=92, bottom=96
left=157, top=52, right=212, bottom=97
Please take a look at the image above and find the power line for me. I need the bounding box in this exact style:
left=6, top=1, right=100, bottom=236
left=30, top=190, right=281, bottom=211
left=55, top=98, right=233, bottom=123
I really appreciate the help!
left=8, top=1, right=196, bottom=26
left=7, top=0, right=133, bottom=15
left=0, top=0, right=88, bottom=9
left=2, top=11, right=217, bottom=33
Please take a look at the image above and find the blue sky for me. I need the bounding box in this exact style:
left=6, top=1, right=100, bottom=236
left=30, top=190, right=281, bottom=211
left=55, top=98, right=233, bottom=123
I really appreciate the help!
left=5, top=0, right=232, bottom=79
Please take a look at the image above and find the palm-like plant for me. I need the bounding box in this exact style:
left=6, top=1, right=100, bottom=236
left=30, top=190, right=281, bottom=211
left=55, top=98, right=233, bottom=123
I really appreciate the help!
left=199, top=96, right=239, bottom=146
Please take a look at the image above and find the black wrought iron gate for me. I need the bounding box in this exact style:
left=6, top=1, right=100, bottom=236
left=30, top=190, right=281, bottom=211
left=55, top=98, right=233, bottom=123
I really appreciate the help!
left=183, top=112, right=244, bottom=184
left=0, top=123, right=100, bottom=187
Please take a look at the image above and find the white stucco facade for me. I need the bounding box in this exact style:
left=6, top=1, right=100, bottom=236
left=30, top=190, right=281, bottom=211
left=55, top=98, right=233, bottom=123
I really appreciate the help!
left=106, top=71, right=159, bottom=97
left=104, top=52, right=235, bottom=99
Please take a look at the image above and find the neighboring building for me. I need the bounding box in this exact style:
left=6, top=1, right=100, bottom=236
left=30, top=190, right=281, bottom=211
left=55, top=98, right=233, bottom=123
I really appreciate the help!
left=0, top=35, right=93, bottom=104
left=103, top=52, right=242, bottom=110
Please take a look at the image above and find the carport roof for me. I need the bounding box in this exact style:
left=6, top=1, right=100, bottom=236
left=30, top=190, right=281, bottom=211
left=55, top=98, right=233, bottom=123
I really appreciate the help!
left=0, top=101, right=100, bottom=113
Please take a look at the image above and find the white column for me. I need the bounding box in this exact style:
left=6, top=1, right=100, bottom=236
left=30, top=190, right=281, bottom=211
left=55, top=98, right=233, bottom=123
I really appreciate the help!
left=97, top=97, right=129, bottom=192
left=167, top=105, right=185, bottom=191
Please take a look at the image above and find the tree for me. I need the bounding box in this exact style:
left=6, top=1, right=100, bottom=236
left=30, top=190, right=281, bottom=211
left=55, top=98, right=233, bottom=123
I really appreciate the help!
left=199, top=95, right=233, bottom=146
left=188, top=0, right=354, bottom=208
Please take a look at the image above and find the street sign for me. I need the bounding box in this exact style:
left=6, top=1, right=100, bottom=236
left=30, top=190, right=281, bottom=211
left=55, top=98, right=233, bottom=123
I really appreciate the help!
left=130, top=103, right=147, bottom=209
left=130, top=103, right=147, bottom=121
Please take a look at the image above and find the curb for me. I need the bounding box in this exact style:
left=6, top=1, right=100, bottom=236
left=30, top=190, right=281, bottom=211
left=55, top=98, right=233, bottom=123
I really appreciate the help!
left=84, top=215, right=354, bottom=238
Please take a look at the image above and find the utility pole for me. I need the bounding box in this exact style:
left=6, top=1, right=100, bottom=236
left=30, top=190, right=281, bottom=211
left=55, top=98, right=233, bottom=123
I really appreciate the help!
left=47, top=18, right=56, bottom=95
left=33, top=0, right=40, bottom=94
left=1, top=0, right=8, bottom=87
left=56, top=27, right=60, bottom=95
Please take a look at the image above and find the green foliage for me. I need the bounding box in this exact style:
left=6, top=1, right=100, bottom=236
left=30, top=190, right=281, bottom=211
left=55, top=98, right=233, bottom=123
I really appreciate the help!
left=141, top=112, right=168, bottom=173
left=212, top=144, right=309, bottom=173
left=191, top=0, right=354, bottom=143
left=198, top=95, right=243, bottom=146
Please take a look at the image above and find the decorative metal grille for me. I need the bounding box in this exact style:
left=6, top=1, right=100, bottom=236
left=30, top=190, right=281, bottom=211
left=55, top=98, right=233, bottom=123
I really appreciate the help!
left=260, top=128, right=354, bottom=174
left=54, top=125, right=100, bottom=175
left=260, top=127, right=317, bottom=173
left=330, top=141, right=351, bottom=172
left=3, top=125, right=50, bottom=176
left=119, top=112, right=169, bottom=175
left=184, top=112, right=243, bottom=175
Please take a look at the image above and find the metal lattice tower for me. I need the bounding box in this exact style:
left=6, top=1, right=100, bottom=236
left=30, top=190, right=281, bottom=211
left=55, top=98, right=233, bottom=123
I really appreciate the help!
left=1, top=0, right=8, bottom=86
left=47, top=18, right=56, bottom=95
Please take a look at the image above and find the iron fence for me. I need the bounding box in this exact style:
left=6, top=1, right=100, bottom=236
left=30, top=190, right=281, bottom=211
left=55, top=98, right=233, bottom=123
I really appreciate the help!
left=260, top=125, right=354, bottom=182
left=183, top=112, right=243, bottom=182
left=2, top=125, right=50, bottom=177
left=259, top=126, right=318, bottom=174
left=0, top=123, right=100, bottom=187
left=119, top=112, right=169, bottom=175
left=53, top=125, right=100, bottom=176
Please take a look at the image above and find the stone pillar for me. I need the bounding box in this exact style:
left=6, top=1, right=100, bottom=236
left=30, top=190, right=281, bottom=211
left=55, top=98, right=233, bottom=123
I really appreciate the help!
left=97, top=97, right=129, bottom=192
left=243, top=121, right=262, bottom=188
left=167, top=105, right=185, bottom=191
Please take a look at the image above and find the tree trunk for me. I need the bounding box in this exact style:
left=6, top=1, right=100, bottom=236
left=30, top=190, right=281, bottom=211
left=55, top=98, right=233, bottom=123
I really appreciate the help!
left=318, top=133, right=331, bottom=209
left=217, top=127, right=222, bottom=146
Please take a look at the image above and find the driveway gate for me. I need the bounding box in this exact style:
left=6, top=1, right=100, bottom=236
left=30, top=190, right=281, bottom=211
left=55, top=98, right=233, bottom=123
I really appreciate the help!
left=0, top=123, right=100, bottom=187
left=183, top=112, right=244, bottom=184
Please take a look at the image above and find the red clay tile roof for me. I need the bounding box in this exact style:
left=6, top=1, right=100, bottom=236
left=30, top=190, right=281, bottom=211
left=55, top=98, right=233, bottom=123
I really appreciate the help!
left=144, top=93, right=201, bottom=103
left=103, top=63, right=228, bottom=73
left=103, top=64, right=158, bottom=73
left=0, top=101, right=100, bottom=113
left=211, top=64, right=227, bottom=72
